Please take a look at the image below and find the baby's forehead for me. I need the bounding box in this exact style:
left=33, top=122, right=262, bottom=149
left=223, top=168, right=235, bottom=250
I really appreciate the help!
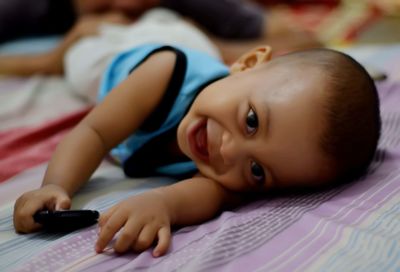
left=262, top=55, right=327, bottom=75
left=251, top=66, right=328, bottom=100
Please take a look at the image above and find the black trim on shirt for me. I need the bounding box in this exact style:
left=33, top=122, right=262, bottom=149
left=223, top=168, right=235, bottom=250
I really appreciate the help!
left=123, top=126, right=194, bottom=179
left=131, top=46, right=187, bottom=132
left=123, top=46, right=188, bottom=178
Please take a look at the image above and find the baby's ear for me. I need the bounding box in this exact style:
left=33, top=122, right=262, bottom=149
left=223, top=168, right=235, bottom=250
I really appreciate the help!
left=230, top=46, right=272, bottom=74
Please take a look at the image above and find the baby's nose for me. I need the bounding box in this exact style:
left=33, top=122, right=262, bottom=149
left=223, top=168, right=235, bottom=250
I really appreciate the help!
left=220, top=131, right=241, bottom=166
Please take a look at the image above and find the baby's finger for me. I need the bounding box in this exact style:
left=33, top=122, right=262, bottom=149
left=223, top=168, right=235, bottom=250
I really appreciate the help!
left=132, top=224, right=159, bottom=253
left=98, top=205, right=119, bottom=227
left=55, top=195, right=71, bottom=211
left=14, top=197, right=44, bottom=233
left=153, top=226, right=171, bottom=257
left=113, top=219, right=142, bottom=253
left=95, top=213, right=126, bottom=253
left=18, top=218, right=42, bottom=234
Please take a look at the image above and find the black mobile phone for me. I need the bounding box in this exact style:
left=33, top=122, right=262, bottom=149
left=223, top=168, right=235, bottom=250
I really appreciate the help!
left=33, top=210, right=99, bottom=232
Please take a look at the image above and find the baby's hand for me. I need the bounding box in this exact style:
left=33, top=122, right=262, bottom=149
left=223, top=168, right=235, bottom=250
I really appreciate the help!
left=13, top=184, right=71, bottom=233
left=95, top=191, right=172, bottom=257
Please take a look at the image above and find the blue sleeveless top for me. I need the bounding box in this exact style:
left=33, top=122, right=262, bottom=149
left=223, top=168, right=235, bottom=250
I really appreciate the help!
left=98, top=44, right=229, bottom=179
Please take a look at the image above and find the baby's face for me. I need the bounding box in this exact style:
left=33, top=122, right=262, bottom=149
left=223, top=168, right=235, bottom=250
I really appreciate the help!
left=177, top=61, right=334, bottom=192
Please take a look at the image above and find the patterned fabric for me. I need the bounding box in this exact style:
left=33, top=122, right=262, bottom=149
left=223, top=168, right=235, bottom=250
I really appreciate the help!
left=0, top=43, right=400, bottom=271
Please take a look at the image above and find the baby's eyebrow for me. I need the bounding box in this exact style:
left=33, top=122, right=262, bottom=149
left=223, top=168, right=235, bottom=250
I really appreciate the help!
left=263, top=102, right=271, bottom=135
left=256, top=101, right=275, bottom=187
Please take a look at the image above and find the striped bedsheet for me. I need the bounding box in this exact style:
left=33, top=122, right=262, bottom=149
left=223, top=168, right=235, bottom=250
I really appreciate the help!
left=0, top=44, right=400, bottom=272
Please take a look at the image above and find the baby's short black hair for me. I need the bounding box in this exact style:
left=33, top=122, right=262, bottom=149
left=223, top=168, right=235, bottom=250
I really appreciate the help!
left=287, top=48, right=381, bottom=184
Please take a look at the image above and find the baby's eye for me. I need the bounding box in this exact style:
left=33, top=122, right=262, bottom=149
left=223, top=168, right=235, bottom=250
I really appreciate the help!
left=246, top=107, right=258, bottom=134
left=251, top=161, right=265, bottom=185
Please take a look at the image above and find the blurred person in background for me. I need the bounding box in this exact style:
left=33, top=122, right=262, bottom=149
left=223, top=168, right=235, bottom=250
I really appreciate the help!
left=0, top=0, right=319, bottom=75
left=0, top=0, right=304, bottom=43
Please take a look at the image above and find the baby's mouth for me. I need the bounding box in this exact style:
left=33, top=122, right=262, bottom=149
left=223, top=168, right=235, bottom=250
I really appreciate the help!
left=189, top=119, right=209, bottom=162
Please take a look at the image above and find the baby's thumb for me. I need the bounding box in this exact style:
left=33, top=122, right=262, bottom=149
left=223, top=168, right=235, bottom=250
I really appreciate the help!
left=55, top=196, right=71, bottom=211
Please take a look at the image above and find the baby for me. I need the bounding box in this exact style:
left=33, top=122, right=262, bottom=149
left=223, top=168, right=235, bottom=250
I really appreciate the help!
left=13, top=43, right=381, bottom=257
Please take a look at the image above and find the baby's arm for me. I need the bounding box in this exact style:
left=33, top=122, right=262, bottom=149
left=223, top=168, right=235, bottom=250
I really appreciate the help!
left=96, top=177, right=242, bottom=257
left=13, top=50, right=177, bottom=233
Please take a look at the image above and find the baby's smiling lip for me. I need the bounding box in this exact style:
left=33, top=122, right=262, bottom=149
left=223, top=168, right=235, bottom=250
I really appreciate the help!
left=188, top=118, right=209, bottom=163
